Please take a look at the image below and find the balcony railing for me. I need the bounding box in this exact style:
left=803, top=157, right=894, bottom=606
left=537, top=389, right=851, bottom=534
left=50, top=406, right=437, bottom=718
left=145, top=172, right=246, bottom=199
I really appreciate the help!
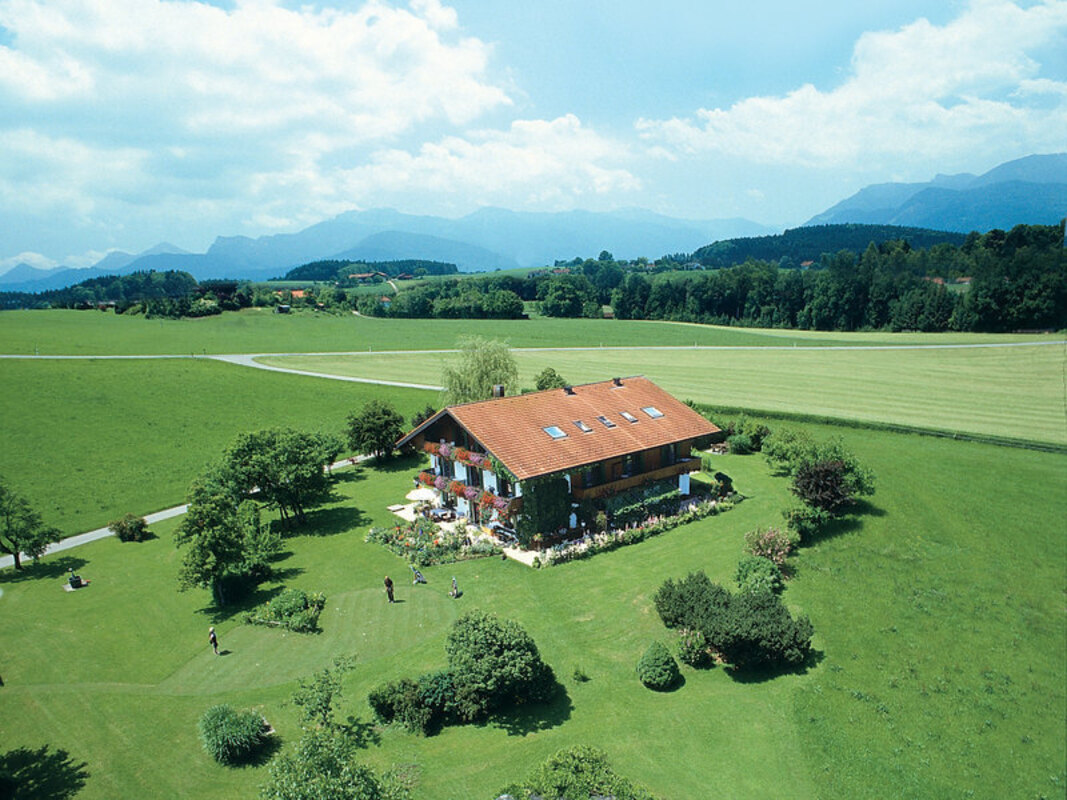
left=415, top=470, right=520, bottom=515
left=570, top=459, right=696, bottom=501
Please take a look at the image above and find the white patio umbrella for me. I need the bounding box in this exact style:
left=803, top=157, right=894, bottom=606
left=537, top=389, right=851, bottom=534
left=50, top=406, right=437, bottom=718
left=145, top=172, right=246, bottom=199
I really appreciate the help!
left=407, top=487, right=438, bottom=503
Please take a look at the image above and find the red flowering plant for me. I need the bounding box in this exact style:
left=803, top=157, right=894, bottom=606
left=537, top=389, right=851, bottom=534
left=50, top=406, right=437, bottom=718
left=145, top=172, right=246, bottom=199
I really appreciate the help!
left=449, top=480, right=467, bottom=497
left=418, top=471, right=435, bottom=486
left=424, top=442, right=440, bottom=456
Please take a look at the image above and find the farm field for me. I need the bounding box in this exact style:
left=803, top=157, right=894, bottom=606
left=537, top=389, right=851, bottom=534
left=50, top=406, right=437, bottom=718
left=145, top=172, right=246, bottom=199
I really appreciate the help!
left=258, top=341, right=1067, bottom=446
left=0, top=358, right=435, bottom=534
left=0, top=429, right=1063, bottom=799
left=0, top=307, right=1060, bottom=355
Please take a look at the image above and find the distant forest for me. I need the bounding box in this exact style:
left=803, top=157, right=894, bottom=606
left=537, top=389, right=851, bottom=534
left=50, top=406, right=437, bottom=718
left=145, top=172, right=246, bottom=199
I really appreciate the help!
left=685, top=224, right=969, bottom=268
left=2, top=223, right=1063, bottom=332
left=279, top=259, right=458, bottom=282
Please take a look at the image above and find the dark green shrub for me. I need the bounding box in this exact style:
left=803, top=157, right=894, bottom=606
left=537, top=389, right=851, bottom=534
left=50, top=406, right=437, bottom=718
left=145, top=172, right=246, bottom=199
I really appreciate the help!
left=653, top=570, right=732, bottom=634
left=735, top=555, right=783, bottom=594
left=109, top=513, right=149, bottom=542
left=676, top=628, right=712, bottom=668
left=727, top=432, right=754, bottom=454
left=636, top=641, right=680, bottom=690
left=417, top=669, right=455, bottom=721
left=367, top=677, right=431, bottom=734
left=197, top=704, right=265, bottom=765
left=500, top=744, right=658, bottom=800
left=783, top=503, right=832, bottom=541
left=445, top=610, right=556, bottom=722
left=718, top=590, right=813, bottom=670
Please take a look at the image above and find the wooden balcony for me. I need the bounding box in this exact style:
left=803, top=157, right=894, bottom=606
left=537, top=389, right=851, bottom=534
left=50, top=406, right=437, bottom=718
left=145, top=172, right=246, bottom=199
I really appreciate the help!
left=570, top=459, right=697, bottom=501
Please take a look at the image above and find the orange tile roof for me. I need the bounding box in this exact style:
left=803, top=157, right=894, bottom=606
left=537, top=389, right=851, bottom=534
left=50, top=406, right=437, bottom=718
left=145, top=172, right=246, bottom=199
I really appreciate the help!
left=405, top=377, right=719, bottom=480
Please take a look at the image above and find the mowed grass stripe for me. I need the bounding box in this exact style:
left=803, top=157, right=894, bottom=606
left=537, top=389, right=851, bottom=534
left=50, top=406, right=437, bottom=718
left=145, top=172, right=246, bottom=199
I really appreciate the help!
left=258, top=343, right=1067, bottom=445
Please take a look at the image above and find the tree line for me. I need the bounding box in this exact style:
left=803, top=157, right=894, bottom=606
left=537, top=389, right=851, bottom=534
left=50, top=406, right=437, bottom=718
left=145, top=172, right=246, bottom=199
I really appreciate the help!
left=613, top=222, right=1066, bottom=332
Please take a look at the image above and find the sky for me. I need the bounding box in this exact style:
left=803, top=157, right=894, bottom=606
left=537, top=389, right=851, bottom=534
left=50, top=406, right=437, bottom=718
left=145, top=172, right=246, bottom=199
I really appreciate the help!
left=0, top=0, right=1065, bottom=271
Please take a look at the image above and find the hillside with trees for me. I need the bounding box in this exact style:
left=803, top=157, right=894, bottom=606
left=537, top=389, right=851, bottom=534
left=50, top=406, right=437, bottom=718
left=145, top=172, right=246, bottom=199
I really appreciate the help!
left=688, top=224, right=968, bottom=268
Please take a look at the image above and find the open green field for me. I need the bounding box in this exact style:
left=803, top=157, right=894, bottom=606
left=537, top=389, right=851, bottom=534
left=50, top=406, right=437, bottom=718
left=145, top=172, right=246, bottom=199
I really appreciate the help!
left=0, top=358, right=435, bottom=534
left=0, top=308, right=1060, bottom=355
left=1, top=429, right=1063, bottom=799
left=259, top=342, right=1067, bottom=446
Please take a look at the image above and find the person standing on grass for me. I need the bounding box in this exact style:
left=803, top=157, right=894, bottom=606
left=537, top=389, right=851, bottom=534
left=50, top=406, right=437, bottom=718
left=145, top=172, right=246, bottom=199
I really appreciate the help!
left=384, top=575, right=395, bottom=603
left=208, top=626, right=219, bottom=655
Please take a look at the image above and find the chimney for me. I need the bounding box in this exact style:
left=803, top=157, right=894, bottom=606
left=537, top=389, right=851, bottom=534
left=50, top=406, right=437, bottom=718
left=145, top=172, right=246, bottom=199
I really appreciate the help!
left=563, top=385, right=575, bottom=395
left=612, top=377, right=622, bottom=386
left=492, top=384, right=505, bottom=398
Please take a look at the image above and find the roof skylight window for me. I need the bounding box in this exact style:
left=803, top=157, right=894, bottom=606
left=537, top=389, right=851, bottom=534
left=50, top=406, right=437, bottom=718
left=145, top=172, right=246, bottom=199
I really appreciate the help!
left=574, top=420, right=593, bottom=433
left=543, top=426, right=568, bottom=439
left=620, top=411, right=638, bottom=423
left=642, top=406, right=664, bottom=419
left=596, top=415, right=617, bottom=429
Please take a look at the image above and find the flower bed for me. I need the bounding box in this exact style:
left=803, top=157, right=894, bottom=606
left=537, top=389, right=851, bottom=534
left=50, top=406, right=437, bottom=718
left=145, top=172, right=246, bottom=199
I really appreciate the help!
left=533, top=494, right=740, bottom=568
left=365, top=519, right=501, bottom=567
left=244, top=588, right=326, bottom=633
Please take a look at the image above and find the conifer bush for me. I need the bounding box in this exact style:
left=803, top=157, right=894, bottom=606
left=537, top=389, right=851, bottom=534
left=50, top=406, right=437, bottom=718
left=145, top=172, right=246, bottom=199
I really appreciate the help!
left=636, top=641, right=680, bottom=691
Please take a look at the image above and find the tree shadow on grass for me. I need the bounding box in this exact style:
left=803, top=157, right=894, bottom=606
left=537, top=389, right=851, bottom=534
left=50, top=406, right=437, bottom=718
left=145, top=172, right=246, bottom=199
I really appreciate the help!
left=489, top=684, right=573, bottom=737
left=231, top=732, right=283, bottom=769
left=196, top=583, right=288, bottom=624
left=295, top=505, right=371, bottom=537
left=340, top=716, right=382, bottom=750
left=728, top=648, right=826, bottom=685
left=0, top=744, right=90, bottom=799
left=0, top=555, right=89, bottom=585
left=330, top=467, right=368, bottom=487
left=366, top=452, right=425, bottom=475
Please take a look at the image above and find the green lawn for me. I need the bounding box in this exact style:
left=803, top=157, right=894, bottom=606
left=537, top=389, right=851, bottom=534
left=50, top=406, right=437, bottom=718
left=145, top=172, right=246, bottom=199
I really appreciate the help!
left=0, top=358, right=435, bottom=534
left=258, top=342, right=1067, bottom=445
left=1, top=430, right=1063, bottom=799
left=0, top=308, right=1059, bottom=355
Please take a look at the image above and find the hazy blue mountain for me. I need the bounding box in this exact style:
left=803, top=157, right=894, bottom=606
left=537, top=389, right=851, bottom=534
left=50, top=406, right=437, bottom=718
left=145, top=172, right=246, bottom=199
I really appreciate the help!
left=109, top=207, right=777, bottom=279
left=333, top=231, right=518, bottom=272
left=0, top=266, right=112, bottom=292
left=805, top=153, right=1067, bottom=231
left=0, top=262, right=67, bottom=284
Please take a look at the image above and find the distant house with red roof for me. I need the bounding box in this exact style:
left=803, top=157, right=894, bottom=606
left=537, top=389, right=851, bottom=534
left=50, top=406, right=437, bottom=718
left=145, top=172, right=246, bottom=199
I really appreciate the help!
left=397, top=377, right=720, bottom=530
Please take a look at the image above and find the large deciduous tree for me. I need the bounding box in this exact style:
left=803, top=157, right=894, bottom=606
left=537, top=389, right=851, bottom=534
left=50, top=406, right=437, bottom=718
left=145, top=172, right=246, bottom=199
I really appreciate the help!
left=223, top=428, right=341, bottom=527
left=346, top=401, right=404, bottom=460
left=441, top=336, right=518, bottom=405
left=0, top=479, right=60, bottom=570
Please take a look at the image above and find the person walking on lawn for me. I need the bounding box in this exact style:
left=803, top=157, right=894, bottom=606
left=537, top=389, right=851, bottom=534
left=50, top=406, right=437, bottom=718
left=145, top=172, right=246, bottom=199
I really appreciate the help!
left=384, top=575, right=395, bottom=603
left=208, top=626, right=219, bottom=655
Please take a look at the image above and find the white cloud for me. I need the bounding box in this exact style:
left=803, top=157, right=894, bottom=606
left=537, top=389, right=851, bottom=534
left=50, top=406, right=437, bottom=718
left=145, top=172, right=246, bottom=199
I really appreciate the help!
left=0, top=251, right=58, bottom=273
left=637, top=0, right=1067, bottom=171
left=243, top=114, right=641, bottom=220
left=0, top=0, right=513, bottom=251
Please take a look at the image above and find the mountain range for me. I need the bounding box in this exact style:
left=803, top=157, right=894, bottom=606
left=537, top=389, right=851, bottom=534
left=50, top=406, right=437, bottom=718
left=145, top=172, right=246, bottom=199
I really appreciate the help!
left=0, top=209, right=776, bottom=292
left=803, top=153, right=1066, bottom=231
left=3, top=153, right=1063, bottom=293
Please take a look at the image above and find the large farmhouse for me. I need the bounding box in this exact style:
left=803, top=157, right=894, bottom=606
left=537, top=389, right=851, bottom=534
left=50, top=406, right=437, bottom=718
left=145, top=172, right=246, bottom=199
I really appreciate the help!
left=397, top=376, right=721, bottom=534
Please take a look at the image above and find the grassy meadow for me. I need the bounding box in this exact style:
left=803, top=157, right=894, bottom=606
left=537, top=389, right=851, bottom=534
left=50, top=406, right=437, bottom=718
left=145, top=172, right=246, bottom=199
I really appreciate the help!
left=0, top=358, right=435, bottom=533
left=0, top=307, right=1060, bottom=355
left=0, top=430, right=1063, bottom=799
left=1, top=309, right=1064, bottom=799
left=258, top=341, right=1067, bottom=446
